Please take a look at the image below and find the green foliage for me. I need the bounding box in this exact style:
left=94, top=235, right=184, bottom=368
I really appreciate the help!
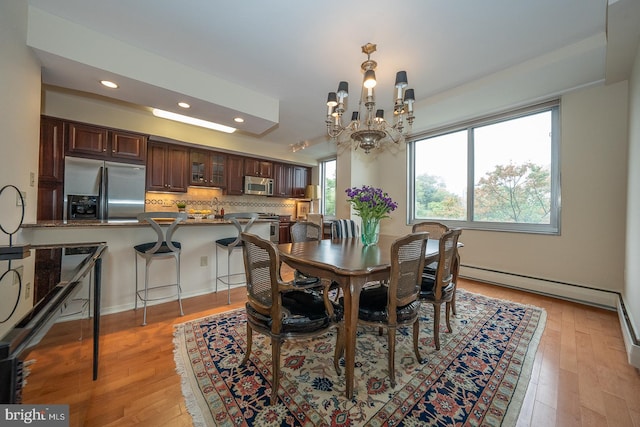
left=415, top=161, right=550, bottom=224
left=474, top=162, right=550, bottom=223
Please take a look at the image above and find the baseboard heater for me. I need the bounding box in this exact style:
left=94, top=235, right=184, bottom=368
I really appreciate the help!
left=461, top=264, right=640, bottom=369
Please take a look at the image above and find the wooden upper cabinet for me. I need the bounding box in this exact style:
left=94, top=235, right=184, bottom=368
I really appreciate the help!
left=273, top=162, right=293, bottom=197
left=190, top=149, right=226, bottom=188
left=244, top=158, right=273, bottom=178
left=146, top=141, right=188, bottom=192
left=292, top=166, right=310, bottom=198
left=66, top=122, right=146, bottom=164
left=38, top=117, right=65, bottom=221
left=39, top=117, right=65, bottom=182
left=110, top=130, right=147, bottom=163
left=225, top=156, right=244, bottom=195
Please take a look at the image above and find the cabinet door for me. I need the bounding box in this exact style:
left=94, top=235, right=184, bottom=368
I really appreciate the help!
left=110, top=130, right=146, bottom=163
left=166, top=145, right=189, bottom=192
left=67, top=123, right=109, bottom=158
left=244, top=158, right=273, bottom=177
left=292, top=166, right=310, bottom=198
left=279, top=223, right=291, bottom=244
left=190, top=149, right=208, bottom=186
left=146, top=142, right=169, bottom=191
left=209, top=152, right=226, bottom=188
left=37, top=181, right=63, bottom=221
left=39, top=117, right=65, bottom=182
left=273, top=163, right=293, bottom=197
left=226, top=156, right=244, bottom=195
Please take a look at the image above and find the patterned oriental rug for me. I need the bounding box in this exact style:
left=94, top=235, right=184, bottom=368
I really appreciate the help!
left=173, top=289, right=546, bottom=426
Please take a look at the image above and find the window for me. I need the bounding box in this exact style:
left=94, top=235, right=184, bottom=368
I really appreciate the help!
left=321, top=158, right=336, bottom=217
left=408, top=101, right=559, bottom=234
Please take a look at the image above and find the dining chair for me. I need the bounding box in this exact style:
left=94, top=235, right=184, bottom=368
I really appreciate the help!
left=239, top=232, right=343, bottom=405
left=347, top=231, right=429, bottom=388
left=134, top=212, right=187, bottom=326
left=214, top=212, right=259, bottom=304
left=418, top=228, right=462, bottom=350
left=331, top=219, right=359, bottom=239
left=411, top=221, right=457, bottom=316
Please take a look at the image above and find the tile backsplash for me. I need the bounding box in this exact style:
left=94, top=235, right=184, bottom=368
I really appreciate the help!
left=145, top=187, right=297, bottom=216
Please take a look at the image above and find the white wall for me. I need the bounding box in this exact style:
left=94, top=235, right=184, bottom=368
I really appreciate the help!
left=625, top=42, right=640, bottom=345
left=337, top=81, right=629, bottom=305
left=0, top=2, right=43, bottom=337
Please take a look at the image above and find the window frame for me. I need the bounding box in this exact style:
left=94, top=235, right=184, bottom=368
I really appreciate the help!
left=320, top=157, right=337, bottom=218
left=407, top=100, right=561, bottom=234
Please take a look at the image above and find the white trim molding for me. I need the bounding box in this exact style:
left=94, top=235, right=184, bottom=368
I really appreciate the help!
left=461, top=264, right=640, bottom=369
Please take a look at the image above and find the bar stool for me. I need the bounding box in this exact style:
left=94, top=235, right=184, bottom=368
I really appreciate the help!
left=215, top=212, right=258, bottom=304
left=134, top=212, right=187, bottom=326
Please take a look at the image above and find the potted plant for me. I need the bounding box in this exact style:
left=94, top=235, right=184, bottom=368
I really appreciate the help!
left=345, top=185, right=398, bottom=246
left=176, top=202, right=186, bottom=212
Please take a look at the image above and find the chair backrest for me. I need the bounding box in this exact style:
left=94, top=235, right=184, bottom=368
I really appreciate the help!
left=306, top=213, right=324, bottom=236
left=290, top=222, right=322, bottom=243
left=240, top=232, right=282, bottom=318
left=432, top=228, right=462, bottom=298
left=412, top=221, right=449, bottom=240
left=137, top=212, right=187, bottom=253
left=331, top=219, right=359, bottom=239
left=224, top=212, right=259, bottom=246
left=386, top=232, right=429, bottom=321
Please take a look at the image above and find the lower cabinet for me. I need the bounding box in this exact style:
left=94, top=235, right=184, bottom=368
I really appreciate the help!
left=279, top=221, right=294, bottom=244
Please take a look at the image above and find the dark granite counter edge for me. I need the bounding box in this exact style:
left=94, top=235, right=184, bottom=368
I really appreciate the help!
left=21, top=219, right=273, bottom=229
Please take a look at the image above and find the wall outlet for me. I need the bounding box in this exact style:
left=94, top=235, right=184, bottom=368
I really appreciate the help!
left=16, top=191, right=26, bottom=206
left=200, top=256, right=208, bottom=267
left=25, top=282, right=31, bottom=299
left=30, top=171, right=35, bottom=187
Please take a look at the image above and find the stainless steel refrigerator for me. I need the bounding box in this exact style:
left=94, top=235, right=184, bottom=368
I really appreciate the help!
left=64, top=156, right=146, bottom=221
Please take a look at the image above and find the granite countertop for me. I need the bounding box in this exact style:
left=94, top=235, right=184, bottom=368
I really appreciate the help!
left=21, top=218, right=271, bottom=228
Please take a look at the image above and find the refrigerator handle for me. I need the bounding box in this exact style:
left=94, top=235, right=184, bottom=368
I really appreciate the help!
left=103, top=166, right=109, bottom=220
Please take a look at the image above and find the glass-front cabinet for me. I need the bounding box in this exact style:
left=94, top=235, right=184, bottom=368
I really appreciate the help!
left=190, top=149, right=226, bottom=188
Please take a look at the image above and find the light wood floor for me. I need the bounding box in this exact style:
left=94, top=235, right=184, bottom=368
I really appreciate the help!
left=21, top=278, right=640, bottom=427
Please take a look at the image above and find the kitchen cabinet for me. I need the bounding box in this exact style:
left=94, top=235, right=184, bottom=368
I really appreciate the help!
left=190, top=149, right=226, bottom=188
left=244, top=158, right=273, bottom=178
left=279, top=221, right=293, bottom=244
left=292, top=166, right=311, bottom=198
left=225, top=155, right=245, bottom=195
left=273, top=162, right=293, bottom=197
left=37, top=117, right=65, bottom=220
left=146, top=141, right=188, bottom=192
left=66, top=122, right=147, bottom=164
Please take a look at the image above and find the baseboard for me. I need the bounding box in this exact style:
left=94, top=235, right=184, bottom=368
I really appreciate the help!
left=617, top=296, right=640, bottom=369
left=460, top=265, right=618, bottom=309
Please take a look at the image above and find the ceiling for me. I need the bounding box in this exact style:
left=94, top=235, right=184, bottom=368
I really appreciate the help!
left=26, top=0, right=640, bottom=160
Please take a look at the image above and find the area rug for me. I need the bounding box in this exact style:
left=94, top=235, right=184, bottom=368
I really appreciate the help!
left=173, top=289, right=546, bottom=426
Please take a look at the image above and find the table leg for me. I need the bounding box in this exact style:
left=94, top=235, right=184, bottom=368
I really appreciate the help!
left=342, top=277, right=365, bottom=399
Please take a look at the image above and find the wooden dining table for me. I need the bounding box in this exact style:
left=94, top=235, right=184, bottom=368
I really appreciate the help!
left=278, top=235, right=445, bottom=399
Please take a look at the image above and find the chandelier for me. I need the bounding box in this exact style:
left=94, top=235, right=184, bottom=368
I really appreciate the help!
left=325, top=43, right=415, bottom=154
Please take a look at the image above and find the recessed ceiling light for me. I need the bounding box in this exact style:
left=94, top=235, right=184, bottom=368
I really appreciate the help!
left=100, top=80, right=118, bottom=89
left=234, top=117, right=245, bottom=123
left=152, top=108, right=236, bottom=133
left=178, top=102, right=190, bottom=109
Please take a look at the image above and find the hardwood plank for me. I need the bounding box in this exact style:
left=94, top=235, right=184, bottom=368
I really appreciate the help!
left=17, top=278, right=640, bottom=427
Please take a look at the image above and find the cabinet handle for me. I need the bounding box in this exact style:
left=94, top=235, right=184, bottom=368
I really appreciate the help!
left=103, top=148, right=107, bottom=152
left=112, top=149, right=116, bottom=153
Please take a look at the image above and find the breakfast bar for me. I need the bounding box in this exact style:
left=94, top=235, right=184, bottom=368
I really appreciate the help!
left=20, top=219, right=270, bottom=315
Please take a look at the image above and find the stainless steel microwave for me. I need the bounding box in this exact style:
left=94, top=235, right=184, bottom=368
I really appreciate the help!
left=244, top=176, right=274, bottom=196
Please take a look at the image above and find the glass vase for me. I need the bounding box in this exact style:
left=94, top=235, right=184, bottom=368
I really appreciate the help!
left=361, top=218, right=380, bottom=246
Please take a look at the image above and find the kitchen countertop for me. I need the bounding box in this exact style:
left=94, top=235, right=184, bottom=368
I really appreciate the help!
left=21, top=218, right=272, bottom=228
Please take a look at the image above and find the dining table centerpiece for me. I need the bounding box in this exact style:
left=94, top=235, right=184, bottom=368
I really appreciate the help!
left=345, top=185, right=398, bottom=246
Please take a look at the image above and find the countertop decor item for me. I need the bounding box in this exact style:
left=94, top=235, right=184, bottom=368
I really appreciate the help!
left=345, top=185, right=397, bottom=246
